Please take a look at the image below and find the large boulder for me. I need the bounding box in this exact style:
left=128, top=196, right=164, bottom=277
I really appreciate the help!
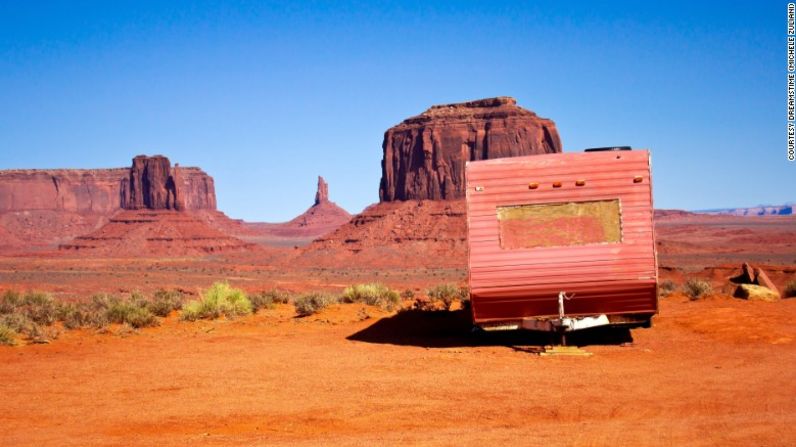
left=379, top=96, right=562, bottom=201
left=734, top=284, right=780, bottom=302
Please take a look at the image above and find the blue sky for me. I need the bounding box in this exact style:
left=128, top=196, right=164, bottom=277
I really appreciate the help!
left=0, top=1, right=787, bottom=221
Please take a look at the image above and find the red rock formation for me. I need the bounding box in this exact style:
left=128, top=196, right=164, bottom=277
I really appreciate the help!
left=380, top=96, right=562, bottom=201
left=0, top=169, right=128, bottom=214
left=120, top=155, right=216, bottom=211
left=315, top=176, right=329, bottom=206
left=61, top=210, right=253, bottom=256
left=229, top=175, right=351, bottom=246
left=298, top=200, right=467, bottom=268
left=0, top=156, right=217, bottom=249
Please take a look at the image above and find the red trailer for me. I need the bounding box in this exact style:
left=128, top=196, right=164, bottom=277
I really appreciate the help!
left=465, top=148, right=657, bottom=332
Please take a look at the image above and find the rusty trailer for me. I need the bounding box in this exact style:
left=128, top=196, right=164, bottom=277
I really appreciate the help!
left=465, top=148, right=657, bottom=332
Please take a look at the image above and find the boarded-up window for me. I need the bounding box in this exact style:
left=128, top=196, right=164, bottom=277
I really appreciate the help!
left=497, top=200, right=622, bottom=249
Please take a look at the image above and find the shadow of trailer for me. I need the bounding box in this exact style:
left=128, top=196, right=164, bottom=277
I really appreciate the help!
left=465, top=147, right=658, bottom=335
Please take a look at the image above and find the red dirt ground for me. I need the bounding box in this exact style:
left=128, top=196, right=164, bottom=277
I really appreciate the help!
left=0, top=212, right=795, bottom=445
left=1, top=295, right=794, bottom=446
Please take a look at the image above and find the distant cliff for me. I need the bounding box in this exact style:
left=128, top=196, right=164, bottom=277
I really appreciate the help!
left=697, top=203, right=793, bottom=216
left=0, top=155, right=216, bottom=214
left=0, top=155, right=217, bottom=248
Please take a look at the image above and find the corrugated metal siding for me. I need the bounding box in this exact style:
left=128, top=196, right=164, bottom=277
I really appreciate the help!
left=465, top=150, right=657, bottom=323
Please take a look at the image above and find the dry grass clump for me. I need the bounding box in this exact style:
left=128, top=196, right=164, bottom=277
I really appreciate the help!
left=147, top=289, right=183, bottom=317
left=250, top=289, right=292, bottom=312
left=784, top=280, right=796, bottom=298
left=106, top=300, right=158, bottom=328
left=425, top=284, right=470, bottom=311
left=658, top=279, right=678, bottom=298
left=340, top=283, right=401, bottom=310
left=293, top=292, right=339, bottom=317
left=0, top=290, right=62, bottom=343
left=0, top=323, right=16, bottom=346
left=684, top=278, right=712, bottom=300
left=181, top=282, right=252, bottom=321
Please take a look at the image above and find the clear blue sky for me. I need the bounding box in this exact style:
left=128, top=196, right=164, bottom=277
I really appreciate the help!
left=0, top=1, right=788, bottom=221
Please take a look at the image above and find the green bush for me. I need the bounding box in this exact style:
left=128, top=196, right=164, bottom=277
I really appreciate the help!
left=427, top=284, right=469, bottom=311
left=250, top=289, right=292, bottom=312
left=294, top=292, right=339, bottom=317
left=340, top=283, right=400, bottom=310
left=0, top=324, right=16, bottom=346
left=659, top=279, right=678, bottom=298
left=106, top=301, right=158, bottom=328
left=180, top=282, right=252, bottom=321
left=784, top=280, right=796, bottom=298
left=684, top=279, right=712, bottom=300
left=148, top=289, right=183, bottom=317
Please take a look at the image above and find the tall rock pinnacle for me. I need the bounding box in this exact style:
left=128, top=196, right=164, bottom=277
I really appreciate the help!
left=314, top=176, right=329, bottom=206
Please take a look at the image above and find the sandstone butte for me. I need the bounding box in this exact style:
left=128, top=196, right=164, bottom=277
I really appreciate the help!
left=380, top=96, right=561, bottom=201
left=299, top=96, right=562, bottom=268
left=0, top=155, right=218, bottom=249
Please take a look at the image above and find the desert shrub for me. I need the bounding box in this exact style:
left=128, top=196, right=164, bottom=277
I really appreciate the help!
left=340, top=283, right=401, bottom=310
left=400, top=289, right=415, bottom=300
left=0, top=290, right=22, bottom=314
left=90, top=293, right=121, bottom=311
left=20, top=291, right=60, bottom=325
left=0, top=291, right=59, bottom=325
left=459, top=286, right=471, bottom=309
left=427, top=284, right=469, bottom=311
left=0, top=324, right=16, bottom=346
left=148, top=289, right=183, bottom=317
left=180, top=282, right=252, bottom=321
left=250, top=289, right=292, bottom=312
left=0, top=313, right=34, bottom=333
left=658, top=280, right=678, bottom=297
left=293, top=292, right=339, bottom=317
left=106, top=301, right=158, bottom=328
left=684, top=278, right=712, bottom=300
left=784, top=280, right=796, bottom=298
left=59, top=303, right=108, bottom=329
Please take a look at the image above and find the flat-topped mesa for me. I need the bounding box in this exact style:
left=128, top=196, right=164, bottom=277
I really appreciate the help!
left=314, top=176, right=329, bottom=206
left=120, top=155, right=216, bottom=211
left=380, top=96, right=562, bottom=201
left=0, top=155, right=216, bottom=214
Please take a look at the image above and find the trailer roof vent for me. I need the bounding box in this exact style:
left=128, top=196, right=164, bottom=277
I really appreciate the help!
left=583, top=146, right=631, bottom=152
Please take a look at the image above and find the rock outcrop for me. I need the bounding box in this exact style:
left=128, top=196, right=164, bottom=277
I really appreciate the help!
left=0, top=155, right=218, bottom=249
left=0, top=168, right=129, bottom=214
left=119, top=155, right=216, bottom=211
left=315, top=176, right=329, bottom=206
left=380, top=96, right=561, bottom=201
left=61, top=210, right=253, bottom=256
left=234, top=175, right=351, bottom=246
left=0, top=155, right=216, bottom=214
left=733, top=284, right=780, bottom=302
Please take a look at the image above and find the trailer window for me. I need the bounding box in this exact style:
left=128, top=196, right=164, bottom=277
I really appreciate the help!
left=497, top=199, right=622, bottom=249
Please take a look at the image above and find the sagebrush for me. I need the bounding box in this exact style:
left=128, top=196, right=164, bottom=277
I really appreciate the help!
left=426, top=284, right=470, bottom=311
left=340, top=283, right=401, bottom=310
left=250, top=289, right=292, bottom=312
left=684, top=279, right=712, bottom=300
left=181, top=282, right=252, bottom=321
left=294, top=292, right=339, bottom=316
